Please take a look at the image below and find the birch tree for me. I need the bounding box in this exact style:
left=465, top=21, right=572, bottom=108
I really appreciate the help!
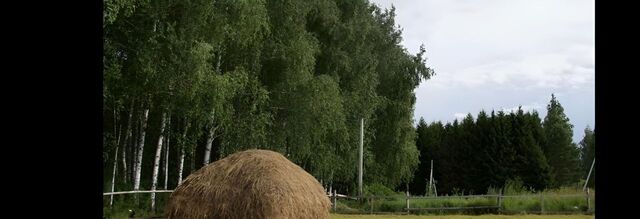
left=120, top=100, right=134, bottom=184
left=177, top=120, right=190, bottom=185
left=163, top=118, right=170, bottom=190
left=151, top=112, right=168, bottom=211
left=133, top=108, right=149, bottom=192
left=203, top=110, right=217, bottom=165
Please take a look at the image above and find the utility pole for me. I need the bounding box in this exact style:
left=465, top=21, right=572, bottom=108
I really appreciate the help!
left=358, top=118, right=364, bottom=199
left=583, top=158, right=595, bottom=212
left=429, top=160, right=434, bottom=196
left=583, top=158, right=595, bottom=191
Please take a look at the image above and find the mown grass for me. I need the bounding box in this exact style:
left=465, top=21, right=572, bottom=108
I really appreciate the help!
left=103, top=186, right=594, bottom=218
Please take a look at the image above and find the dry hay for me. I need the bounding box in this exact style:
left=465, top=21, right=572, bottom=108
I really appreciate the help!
left=165, top=149, right=331, bottom=219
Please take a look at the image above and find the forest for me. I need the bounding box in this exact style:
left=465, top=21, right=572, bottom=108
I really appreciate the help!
left=103, top=0, right=595, bottom=203
left=409, top=95, right=595, bottom=196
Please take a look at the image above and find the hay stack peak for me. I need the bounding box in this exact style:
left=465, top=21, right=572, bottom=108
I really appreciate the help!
left=165, top=149, right=330, bottom=219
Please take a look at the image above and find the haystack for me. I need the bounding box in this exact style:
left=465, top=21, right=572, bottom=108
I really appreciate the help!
left=165, top=149, right=331, bottom=219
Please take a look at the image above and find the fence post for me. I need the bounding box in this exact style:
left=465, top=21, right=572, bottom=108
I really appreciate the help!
left=369, top=197, right=373, bottom=214
left=586, top=188, right=591, bottom=212
left=333, top=189, right=337, bottom=212
left=497, top=190, right=503, bottom=214
left=540, top=193, right=544, bottom=214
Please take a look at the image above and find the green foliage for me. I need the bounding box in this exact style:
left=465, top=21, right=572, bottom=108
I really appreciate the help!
left=104, top=0, right=434, bottom=202
left=364, top=183, right=401, bottom=196
left=409, top=106, right=565, bottom=196
left=542, top=94, right=581, bottom=187
left=503, top=178, right=528, bottom=195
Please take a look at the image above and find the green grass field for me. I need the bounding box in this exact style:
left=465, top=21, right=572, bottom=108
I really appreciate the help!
left=331, top=186, right=594, bottom=215
left=331, top=214, right=594, bottom=219
left=104, top=187, right=594, bottom=218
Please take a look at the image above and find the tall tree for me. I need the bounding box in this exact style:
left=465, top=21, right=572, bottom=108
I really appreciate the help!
left=542, top=94, right=580, bottom=187
left=120, top=101, right=134, bottom=184
left=409, top=118, right=430, bottom=195
left=177, top=120, right=190, bottom=185
left=133, top=108, right=149, bottom=192
left=368, top=6, right=433, bottom=189
left=510, top=108, right=550, bottom=191
left=151, top=112, right=168, bottom=211
left=163, top=116, right=170, bottom=190
left=469, top=110, right=499, bottom=194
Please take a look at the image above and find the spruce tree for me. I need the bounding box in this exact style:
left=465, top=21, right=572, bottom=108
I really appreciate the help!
left=542, top=94, right=580, bottom=187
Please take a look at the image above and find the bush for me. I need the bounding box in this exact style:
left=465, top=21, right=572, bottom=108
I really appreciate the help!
left=378, top=201, right=401, bottom=212
left=364, top=183, right=400, bottom=196
left=504, top=178, right=527, bottom=195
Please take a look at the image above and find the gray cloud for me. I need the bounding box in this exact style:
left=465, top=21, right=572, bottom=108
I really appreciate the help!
left=371, top=0, right=595, bottom=142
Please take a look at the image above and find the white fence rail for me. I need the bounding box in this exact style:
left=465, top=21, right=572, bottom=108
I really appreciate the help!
left=103, top=190, right=174, bottom=196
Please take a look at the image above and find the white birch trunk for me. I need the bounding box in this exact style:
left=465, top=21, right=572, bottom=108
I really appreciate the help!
left=131, top=121, right=138, bottom=186
left=109, top=107, right=121, bottom=207
left=121, top=145, right=127, bottom=184
left=110, top=145, right=119, bottom=207
left=203, top=110, right=216, bottom=165
left=203, top=127, right=215, bottom=166
left=130, top=113, right=140, bottom=187
left=151, top=112, right=167, bottom=211
left=177, top=120, right=190, bottom=185
left=121, top=102, right=134, bottom=184
left=133, top=108, right=149, bottom=191
left=131, top=130, right=137, bottom=186
left=163, top=116, right=170, bottom=190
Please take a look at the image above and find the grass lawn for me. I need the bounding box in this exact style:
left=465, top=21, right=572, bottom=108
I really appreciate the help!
left=331, top=214, right=594, bottom=219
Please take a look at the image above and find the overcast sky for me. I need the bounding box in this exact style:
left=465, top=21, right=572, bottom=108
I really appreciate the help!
left=369, top=0, right=594, bottom=143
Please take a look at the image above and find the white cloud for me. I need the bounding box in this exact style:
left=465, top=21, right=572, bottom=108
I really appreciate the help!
left=372, top=0, right=594, bottom=89
left=501, top=103, right=544, bottom=113
left=371, top=0, right=594, bottom=142
left=447, top=46, right=595, bottom=89
left=453, top=113, right=467, bottom=120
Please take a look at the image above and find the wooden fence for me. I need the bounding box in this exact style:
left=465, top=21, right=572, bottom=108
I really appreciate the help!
left=329, top=192, right=595, bottom=215
left=104, top=190, right=594, bottom=215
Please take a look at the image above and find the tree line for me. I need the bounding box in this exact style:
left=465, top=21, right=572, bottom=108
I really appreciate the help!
left=409, top=94, right=596, bottom=195
left=103, top=0, right=595, bottom=202
left=103, top=0, right=433, bottom=203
